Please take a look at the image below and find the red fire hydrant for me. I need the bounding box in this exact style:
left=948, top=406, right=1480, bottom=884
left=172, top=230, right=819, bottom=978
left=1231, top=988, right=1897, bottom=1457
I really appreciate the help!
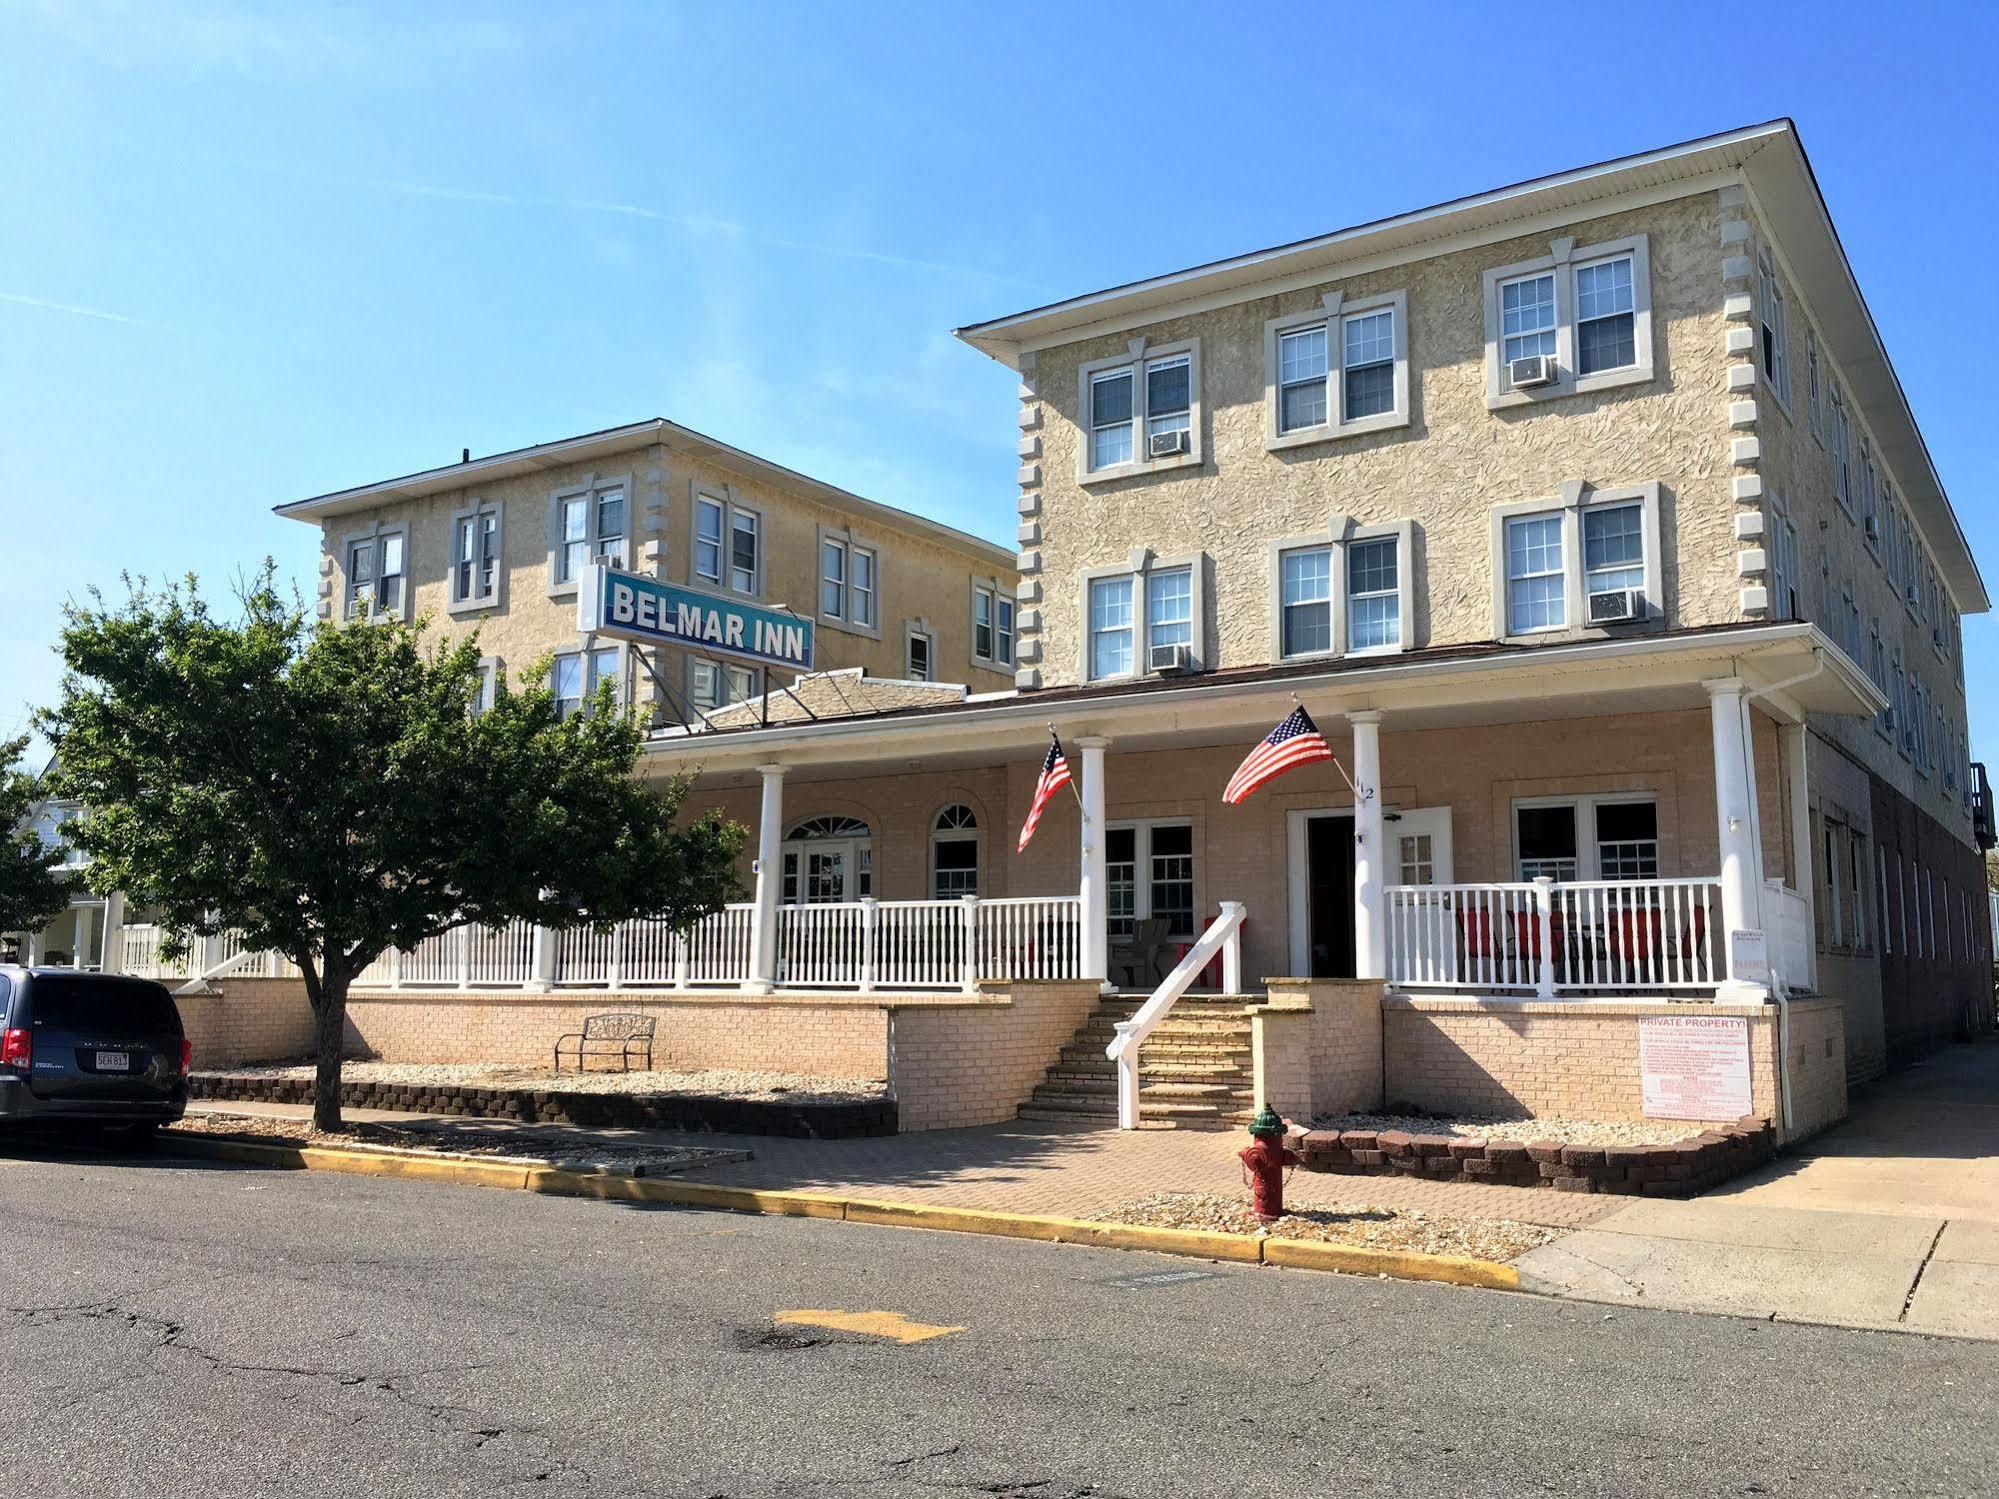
left=1238, top=1105, right=1299, bottom=1224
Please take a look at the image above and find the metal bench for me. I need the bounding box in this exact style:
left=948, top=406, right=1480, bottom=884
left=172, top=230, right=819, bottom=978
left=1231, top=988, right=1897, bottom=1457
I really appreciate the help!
left=553, top=1012, right=656, bottom=1074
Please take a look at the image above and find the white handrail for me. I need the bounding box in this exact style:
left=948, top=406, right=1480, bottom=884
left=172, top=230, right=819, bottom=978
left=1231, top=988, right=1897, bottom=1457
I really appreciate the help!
left=1105, top=901, right=1246, bottom=1130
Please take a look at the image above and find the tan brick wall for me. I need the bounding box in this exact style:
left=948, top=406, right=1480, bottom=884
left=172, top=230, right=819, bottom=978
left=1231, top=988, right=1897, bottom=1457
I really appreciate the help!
left=177, top=978, right=317, bottom=1068
left=1263, top=978, right=1384, bottom=1117
left=1380, top=995, right=1846, bottom=1141
left=339, top=990, right=892, bottom=1077
left=887, top=980, right=1103, bottom=1131
left=318, top=438, right=1015, bottom=712
left=1024, top=193, right=1739, bottom=684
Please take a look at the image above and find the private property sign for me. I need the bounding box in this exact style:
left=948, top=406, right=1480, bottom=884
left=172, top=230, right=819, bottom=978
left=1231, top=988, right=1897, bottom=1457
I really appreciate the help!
left=577, top=563, right=815, bottom=672
left=1637, top=1013, right=1752, bottom=1120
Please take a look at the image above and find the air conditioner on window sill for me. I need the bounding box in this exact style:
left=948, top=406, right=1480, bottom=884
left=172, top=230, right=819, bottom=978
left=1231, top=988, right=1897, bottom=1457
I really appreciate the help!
left=1864, top=514, right=1881, bottom=543
left=1147, top=429, right=1191, bottom=459
left=1148, top=643, right=1197, bottom=675
left=1586, top=588, right=1643, bottom=625
left=1508, top=354, right=1557, bottom=388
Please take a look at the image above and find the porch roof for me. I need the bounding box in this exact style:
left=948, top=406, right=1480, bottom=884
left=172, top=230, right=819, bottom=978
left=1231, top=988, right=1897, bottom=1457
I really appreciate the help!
left=640, top=621, right=1883, bottom=784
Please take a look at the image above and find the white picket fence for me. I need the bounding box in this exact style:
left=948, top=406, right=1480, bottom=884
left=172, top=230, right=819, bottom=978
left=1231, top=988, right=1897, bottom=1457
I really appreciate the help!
left=122, top=925, right=300, bottom=982
left=1385, top=877, right=1725, bottom=995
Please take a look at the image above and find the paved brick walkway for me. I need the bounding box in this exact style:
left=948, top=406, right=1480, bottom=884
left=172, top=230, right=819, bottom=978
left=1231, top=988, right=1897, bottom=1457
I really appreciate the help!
left=187, top=1101, right=1614, bottom=1229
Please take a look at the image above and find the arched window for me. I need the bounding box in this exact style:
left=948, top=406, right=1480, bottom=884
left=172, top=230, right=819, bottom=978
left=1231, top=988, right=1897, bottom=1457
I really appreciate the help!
left=931, top=805, right=980, bottom=899
left=782, top=816, right=872, bottom=903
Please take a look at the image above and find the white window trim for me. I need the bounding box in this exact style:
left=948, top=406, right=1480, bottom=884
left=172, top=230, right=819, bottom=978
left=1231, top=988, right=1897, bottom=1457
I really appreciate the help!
left=688, top=483, right=764, bottom=600
left=1487, top=481, right=1665, bottom=643
left=1262, top=288, right=1411, bottom=450
left=472, top=655, right=502, bottom=717
left=1805, top=326, right=1825, bottom=445
left=1829, top=388, right=1855, bottom=519
left=1075, top=336, right=1203, bottom=484
left=1266, top=517, right=1417, bottom=663
left=904, top=621, right=936, bottom=681
left=929, top=804, right=983, bottom=900
left=1754, top=247, right=1793, bottom=419
left=447, top=497, right=504, bottom=615
left=971, top=579, right=1017, bottom=669
left=817, top=524, right=883, bottom=639
left=545, top=472, right=633, bottom=598
left=1077, top=550, right=1208, bottom=683
left=1767, top=491, right=1799, bottom=623
left=1105, top=817, right=1200, bottom=939
left=1483, top=234, right=1654, bottom=409
left=1510, top=793, right=1661, bottom=882
left=338, top=520, right=412, bottom=624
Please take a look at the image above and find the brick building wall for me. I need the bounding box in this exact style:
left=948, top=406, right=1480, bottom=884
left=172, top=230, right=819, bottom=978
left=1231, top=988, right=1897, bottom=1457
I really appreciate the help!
left=177, top=978, right=318, bottom=1068
left=886, top=980, right=1103, bottom=1131
left=1869, top=778, right=1994, bottom=1066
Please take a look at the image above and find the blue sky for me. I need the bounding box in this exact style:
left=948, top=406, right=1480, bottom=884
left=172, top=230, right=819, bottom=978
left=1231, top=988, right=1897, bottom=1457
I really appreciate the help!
left=3, top=0, right=1995, bottom=758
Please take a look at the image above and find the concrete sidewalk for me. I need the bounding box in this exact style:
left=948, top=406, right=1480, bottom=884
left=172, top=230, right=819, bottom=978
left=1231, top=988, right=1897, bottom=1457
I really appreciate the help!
left=1515, top=1038, right=1999, bottom=1339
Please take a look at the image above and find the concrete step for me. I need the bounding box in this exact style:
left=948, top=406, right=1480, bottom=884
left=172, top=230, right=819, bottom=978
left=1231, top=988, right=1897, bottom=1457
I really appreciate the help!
left=1029, top=1077, right=1245, bottom=1102
left=1047, top=1060, right=1251, bottom=1083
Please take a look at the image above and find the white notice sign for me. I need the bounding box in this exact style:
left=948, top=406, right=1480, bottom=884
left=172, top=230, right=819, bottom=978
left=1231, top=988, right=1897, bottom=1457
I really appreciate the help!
left=1638, top=1014, right=1752, bottom=1120
left=1728, top=929, right=1770, bottom=988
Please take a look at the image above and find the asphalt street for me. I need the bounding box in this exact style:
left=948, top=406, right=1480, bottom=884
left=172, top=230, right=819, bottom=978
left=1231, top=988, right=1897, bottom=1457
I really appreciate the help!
left=1, top=1145, right=1994, bottom=1498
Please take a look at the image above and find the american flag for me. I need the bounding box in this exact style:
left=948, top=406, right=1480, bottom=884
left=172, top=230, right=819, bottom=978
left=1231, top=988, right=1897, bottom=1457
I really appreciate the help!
left=1223, top=705, right=1334, bottom=805
left=1016, top=732, right=1074, bottom=851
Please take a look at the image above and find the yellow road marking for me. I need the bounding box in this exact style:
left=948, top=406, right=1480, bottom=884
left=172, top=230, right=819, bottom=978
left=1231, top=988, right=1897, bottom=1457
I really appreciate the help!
left=774, top=1309, right=965, bottom=1343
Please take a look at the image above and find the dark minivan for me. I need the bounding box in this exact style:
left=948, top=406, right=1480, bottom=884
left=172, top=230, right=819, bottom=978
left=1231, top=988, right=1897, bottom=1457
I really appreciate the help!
left=0, top=966, right=190, bottom=1142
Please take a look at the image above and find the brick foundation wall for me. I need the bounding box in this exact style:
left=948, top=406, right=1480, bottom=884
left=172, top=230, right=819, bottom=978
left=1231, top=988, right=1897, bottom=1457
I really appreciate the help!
left=1255, top=979, right=1385, bottom=1120
left=176, top=978, right=318, bottom=1069
left=1380, top=995, right=1847, bottom=1144
left=339, top=989, right=892, bottom=1079
left=887, top=980, right=1103, bottom=1131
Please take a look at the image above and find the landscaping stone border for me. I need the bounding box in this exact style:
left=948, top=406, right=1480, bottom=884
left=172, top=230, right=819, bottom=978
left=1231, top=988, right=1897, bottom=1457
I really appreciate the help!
left=190, top=1071, right=897, bottom=1139
left=1288, top=1116, right=1777, bottom=1197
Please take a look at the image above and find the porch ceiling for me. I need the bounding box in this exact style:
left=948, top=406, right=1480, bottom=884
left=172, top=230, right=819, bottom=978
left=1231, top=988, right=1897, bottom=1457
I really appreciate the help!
left=641, top=623, right=1881, bottom=789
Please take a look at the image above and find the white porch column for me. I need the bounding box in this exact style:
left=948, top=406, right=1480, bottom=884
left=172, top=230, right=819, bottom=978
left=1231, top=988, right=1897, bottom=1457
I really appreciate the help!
left=1077, top=736, right=1111, bottom=989
left=1778, top=720, right=1818, bottom=991
left=1348, top=710, right=1386, bottom=981
left=100, top=892, right=127, bottom=976
left=746, top=763, right=787, bottom=994
left=1706, top=678, right=1767, bottom=995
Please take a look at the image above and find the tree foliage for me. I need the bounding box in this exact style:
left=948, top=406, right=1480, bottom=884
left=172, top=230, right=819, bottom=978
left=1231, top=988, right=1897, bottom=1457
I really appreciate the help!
left=41, top=569, right=745, bottom=1127
left=0, top=735, right=77, bottom=940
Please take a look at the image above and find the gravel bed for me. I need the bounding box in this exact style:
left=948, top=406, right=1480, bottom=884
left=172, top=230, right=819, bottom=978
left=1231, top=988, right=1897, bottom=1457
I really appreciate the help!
left=165, top=1111, right=747, bottom=1176
left=1091, top=1191, right=1560, bottom=1262
left=1312, top=1111, right=1703, bottom=1148
left=217, top=1060, right=887, bottom=1105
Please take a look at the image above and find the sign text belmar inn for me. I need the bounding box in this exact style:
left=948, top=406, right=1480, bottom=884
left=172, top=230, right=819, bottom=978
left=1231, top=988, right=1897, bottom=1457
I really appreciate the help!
left=578, top=563, right=815, bottom=672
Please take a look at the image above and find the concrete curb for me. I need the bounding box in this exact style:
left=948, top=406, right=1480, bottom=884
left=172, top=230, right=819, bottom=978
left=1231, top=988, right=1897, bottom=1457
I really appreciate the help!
left=161, top=1133, right=1521, bottom=1292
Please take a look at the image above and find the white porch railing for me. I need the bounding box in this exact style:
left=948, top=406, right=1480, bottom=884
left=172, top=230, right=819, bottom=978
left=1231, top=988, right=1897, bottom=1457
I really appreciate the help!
left=123, top=925, right=301, bottom=983
left=1106, top=901, right=1246, bottom=1129
left=1385, top=877, right=1724, bottom=996
left=334, top=894, right=1083, bottom=995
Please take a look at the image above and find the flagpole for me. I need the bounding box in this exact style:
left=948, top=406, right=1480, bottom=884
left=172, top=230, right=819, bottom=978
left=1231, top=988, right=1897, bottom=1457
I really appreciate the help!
left=1051, top=723, right=1087, bottom=811
left=1290, top=693, right=1370, bottom=803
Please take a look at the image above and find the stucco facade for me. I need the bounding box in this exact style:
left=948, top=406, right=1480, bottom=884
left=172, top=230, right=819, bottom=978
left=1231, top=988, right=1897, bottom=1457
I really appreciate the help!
left=1015, top=193, right=1743, bottom=687
left=306, top=427, right=1018, bottom=721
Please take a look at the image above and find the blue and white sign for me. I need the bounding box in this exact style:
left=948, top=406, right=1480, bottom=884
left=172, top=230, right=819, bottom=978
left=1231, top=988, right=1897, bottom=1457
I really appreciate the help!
left=578, top=564, right=815, bottom=672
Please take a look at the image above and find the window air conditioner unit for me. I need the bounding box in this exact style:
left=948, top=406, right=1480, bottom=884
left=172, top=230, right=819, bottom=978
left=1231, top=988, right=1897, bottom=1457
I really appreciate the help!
left=1864, top=514, right=1881, bottom=543
left=1907, top=582, right=1921, bottom=605
left=1148, top=642, right=1196, bottom=675
left=1508, top=353, right=1557, bottom=388
left=1586, top=588, right=1642, bottom=625
left=1147, top=428, right=1191, bottom=459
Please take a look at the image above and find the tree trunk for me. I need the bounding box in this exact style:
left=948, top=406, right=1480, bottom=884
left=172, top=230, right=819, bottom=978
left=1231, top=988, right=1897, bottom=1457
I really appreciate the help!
left=311, top=973, right=349, bottom=1133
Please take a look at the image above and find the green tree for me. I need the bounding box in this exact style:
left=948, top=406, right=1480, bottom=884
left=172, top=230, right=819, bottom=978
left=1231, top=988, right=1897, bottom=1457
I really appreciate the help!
left=0, top=735, right=77, bottom=941
left=41, top=571, right=744, bottom=1130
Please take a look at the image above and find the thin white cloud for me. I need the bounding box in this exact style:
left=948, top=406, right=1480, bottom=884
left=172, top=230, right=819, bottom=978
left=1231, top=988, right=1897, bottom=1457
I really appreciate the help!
left=0, top=291, right=137, bottom=324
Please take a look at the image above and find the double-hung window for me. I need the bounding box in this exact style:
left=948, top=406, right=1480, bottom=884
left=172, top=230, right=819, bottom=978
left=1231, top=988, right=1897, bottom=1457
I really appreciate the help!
left=345, top=531, right=406, bottom=621
left=1768, top=501, right=1799, bottom=620
left=1830, top=389, right=1853, bottom=513
left=1279, top=546, right=1333, bottom=657
left=553, top=482, right=625, bottom=587
left=1806, top=328, right=1823, bottom=439
left=1080, top=342, right=1200, bottom=477
left=1860, top=441, right=1880, bottom=550
left=1485, top=237, right=1652, bottom=404
left=1505, top=514, right=1566, bottom=634
left=905, top=628, right=933, bottom=682
left=1106, top=821, right=1196, bottom=940
left=689, top=659, right=758, bottom=714
left=1582, top=502, right=1644, bottom=611
left=1346, top=536, right=1399, bottom=651
left=451, top=504, right=501, bottom=609
left=1145, top=567, right=1193, bottom=665
left=1267, top=293, right=1408, bottom=443
left=1088, top=576, right=1134, bottom=680
left=1756, top=250, right=1791, bottom=406
left=1514, top=797, right=1658, bottom=881
left=692, top=492, right=762, bottom=595
left=553, top=645, right=620, bottom=720
left=972, top=584, right=1016, bottom=668
left=819, top=534, right=879, bottom=630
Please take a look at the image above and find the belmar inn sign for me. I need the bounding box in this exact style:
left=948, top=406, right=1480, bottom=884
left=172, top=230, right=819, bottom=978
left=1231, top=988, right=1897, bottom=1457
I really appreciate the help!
left=578, top=563, right=815, bottom=672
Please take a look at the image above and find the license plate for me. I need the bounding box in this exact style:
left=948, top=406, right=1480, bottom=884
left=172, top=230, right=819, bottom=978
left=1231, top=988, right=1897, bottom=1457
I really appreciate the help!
left=94, top=1051, right=130, bottom=1072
